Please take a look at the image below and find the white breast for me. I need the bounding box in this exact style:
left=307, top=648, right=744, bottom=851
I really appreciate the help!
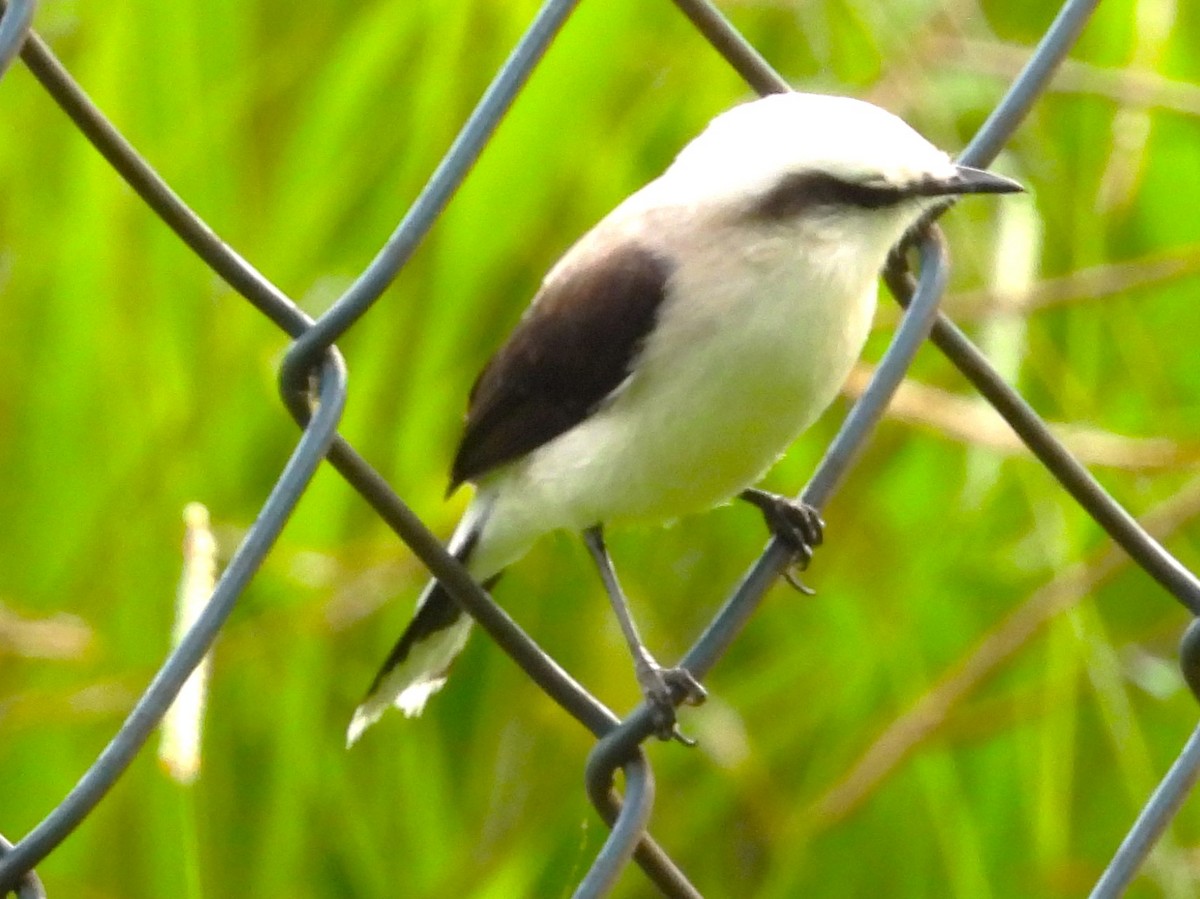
left=467, top=207, right=881, bottom=580
left=593, top=217, right=879, bottom=519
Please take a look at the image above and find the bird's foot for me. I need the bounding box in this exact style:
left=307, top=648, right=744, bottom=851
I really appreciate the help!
left=740, top=488, right=824, bottom=594
left=634, top=654, right=707, bottom=744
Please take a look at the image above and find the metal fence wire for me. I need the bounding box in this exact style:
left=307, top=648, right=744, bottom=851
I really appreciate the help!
left=2, top=0, right=1199, bottom=895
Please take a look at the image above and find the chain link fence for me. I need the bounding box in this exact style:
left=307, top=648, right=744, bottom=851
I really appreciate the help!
left=1, top=0, right=1198, bottom=895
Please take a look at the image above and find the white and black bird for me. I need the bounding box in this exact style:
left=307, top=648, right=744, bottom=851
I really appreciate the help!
left=347, top=91, right=1022, bottom=746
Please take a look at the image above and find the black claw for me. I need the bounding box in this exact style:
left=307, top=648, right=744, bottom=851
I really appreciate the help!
left=637, top=662, right=706, bottom=742
left=646, top=691, right=680, bottom=742
left=782, top=567, right=816, bottom=596
left=672, top=730, right=697, bottom=747
left=662, top=666, right=707, bottom=707
left=741, top=489, right=824, bottom=587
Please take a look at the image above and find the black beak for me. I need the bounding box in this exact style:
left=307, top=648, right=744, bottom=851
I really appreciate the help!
left=938, top=165, right=1025, bottom=196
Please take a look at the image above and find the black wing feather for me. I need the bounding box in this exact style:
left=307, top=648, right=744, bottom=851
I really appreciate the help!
left=450, top=243, right=672, bottom=489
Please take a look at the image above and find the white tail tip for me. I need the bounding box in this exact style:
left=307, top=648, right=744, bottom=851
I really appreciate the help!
left=345, top=677, right=449, bottom=748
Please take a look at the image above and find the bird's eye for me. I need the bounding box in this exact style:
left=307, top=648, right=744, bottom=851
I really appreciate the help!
left=753, top=172, right=904, bottom=220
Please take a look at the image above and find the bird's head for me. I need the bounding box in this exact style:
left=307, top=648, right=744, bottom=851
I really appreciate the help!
left=657, top=91, right=1022, bottom=261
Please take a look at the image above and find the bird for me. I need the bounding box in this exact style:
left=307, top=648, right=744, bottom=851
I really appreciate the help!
left=347, top=91, right=1022, bottom=746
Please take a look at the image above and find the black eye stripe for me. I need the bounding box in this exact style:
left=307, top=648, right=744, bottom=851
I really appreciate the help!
left=752, top=171, right=906, bottom=219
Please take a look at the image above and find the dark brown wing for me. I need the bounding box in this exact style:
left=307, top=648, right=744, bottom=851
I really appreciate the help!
left=449, top=243, right=672, bottom=490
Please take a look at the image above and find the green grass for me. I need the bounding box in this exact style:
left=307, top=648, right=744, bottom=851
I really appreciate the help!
left=3, top=0, right=1200, bottom=896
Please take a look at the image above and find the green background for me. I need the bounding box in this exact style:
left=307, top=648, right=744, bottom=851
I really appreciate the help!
left=3, top=0, right=1200, bottom=896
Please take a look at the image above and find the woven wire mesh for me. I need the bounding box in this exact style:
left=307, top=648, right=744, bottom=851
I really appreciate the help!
left=1, top=0, right=1198, bottom=895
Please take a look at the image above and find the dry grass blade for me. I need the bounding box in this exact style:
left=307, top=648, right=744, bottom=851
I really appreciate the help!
left=842, top=364, right=1198, bottom=469
left=933, top=36, right=1200, bottom=115
left=810, top=476, right=1200, bottom=827
left=874, top=247, right=1200, bottom=328
left=0, top=606, right=92, bottom=661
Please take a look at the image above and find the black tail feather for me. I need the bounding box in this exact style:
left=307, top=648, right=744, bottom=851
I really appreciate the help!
left=362, top=525, right=501, bottom=698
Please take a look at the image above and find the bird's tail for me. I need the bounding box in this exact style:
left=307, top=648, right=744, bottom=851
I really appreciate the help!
left=347, top=502, right=497, bottom=747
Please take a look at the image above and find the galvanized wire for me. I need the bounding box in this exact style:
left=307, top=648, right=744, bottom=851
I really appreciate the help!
left=1090, top=715, right=1200, bottom=898
left=0, top=355, right=350, bottom=887
left=279, top=0, right=582, bottom=400
left=0, top=836, right=43, bottom=899
left=0, top=0, right=32, bottom=80
left=2, top=0, right=1200, bottom=895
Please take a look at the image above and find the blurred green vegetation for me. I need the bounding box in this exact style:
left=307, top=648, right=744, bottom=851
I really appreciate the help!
left=2, top=0, right=1200, bottom=896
